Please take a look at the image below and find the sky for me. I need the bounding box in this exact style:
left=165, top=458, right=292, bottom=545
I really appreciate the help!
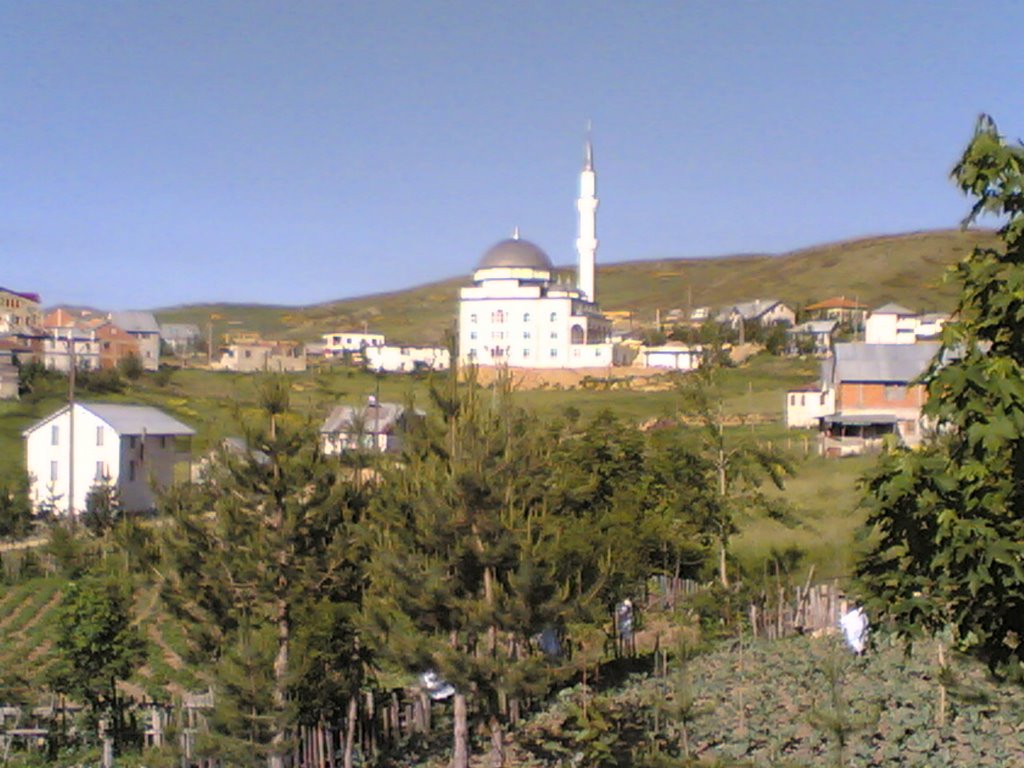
left=2, top=1, right=1024, bottom=310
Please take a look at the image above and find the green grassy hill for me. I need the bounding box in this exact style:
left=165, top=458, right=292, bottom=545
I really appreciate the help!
left=154, top=228, right=996, bottom=344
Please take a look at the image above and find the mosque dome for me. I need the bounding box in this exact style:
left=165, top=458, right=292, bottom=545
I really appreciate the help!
left=476, top=238, right=553, bottom=271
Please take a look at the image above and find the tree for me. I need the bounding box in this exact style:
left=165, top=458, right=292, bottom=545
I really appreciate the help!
left=858, top=115, right=1024, bottom=681
left=83, top=478, right=122, bottom=538
left=117, top=352, right=144, bottom=381
left=49, top=573, right=145, bottom=754
left=364, top=374, right=565, bottom=768
left=678, top=362, right=792, bottom=586
left=0, top=475, right=34, bottom=540
left=159, top=410, right=367, bottom=768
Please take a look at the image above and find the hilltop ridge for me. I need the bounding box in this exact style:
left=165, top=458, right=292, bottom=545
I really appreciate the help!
left=154, top=228, right=996, bottom=344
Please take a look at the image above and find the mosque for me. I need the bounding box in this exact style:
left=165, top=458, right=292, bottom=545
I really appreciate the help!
left=457, top=138, right=614, bottom=369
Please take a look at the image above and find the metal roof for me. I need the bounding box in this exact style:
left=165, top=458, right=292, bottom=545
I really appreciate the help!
left=109, top=310, right=160, bottom=334
left=716, top=299, right=785, bottom=322
left=871, top=303, right=915, bottom=316
left=829, top=342, right=940, bottom=384
left=477, top=238, right=553, bottom=271
left=24, top=402, right=195, bottom=437
left=823, top=413, right=899, bottom=426
left=321, top=402, right=422, bottom=435
left=790, top=320, right=837, bottom=334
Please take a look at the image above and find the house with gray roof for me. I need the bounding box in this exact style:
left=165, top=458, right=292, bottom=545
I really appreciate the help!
left=716, top=299, right=795, bottom=331
left=819, top=342, right=940, bottom=455
left=160, top=323, right=201, bottom=356
left=23, top=402, right=194, bottom=514
left=109, top=311, right=161, bottom=370
left=321, top=398, right=424, bottom=455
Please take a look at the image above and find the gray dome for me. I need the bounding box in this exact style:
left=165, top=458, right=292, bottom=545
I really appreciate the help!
left=477, top=238, right=553, bottom=271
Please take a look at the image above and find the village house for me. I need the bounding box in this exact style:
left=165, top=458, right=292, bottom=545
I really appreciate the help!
left=320, top=398, right=424, bottom=455
left=637, top=343, right=704, bottom=371
left=42, top=310, right=99, bottom=372
left=716, top=299, right=796, bottom=332
left=213, top=340, right=307, bottom=373
left=90, top=321, right=141, bottom=370
left=23, top=402, right=195, bottom=515
left=787, top=319, right=838, bottom=356
left=160, top=323, right=201, bottom=356
left=784, top=384, right=835, bottom=429
left=819, top=342, right=940, bottom=456
left=864, top=304, right=949, bottom=345
left=0, top=288, right=41, bottom=333
left=365, top=344, right=450, bottom=373
left=803, top=296, right=868, bottom=327
left=109, top=311, right=161, bottom=371
left=0, top=348, right=19, bottom=400
left=322, top=331, right=386, bottom=358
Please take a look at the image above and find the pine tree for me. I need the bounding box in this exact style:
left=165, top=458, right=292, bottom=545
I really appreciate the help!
left=364, top=373, right=564, bottom=767
left=159, top=408, right=368, bottom=767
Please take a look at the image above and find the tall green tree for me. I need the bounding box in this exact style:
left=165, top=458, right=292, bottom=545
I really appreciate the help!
left=48, top=573, right=145, bottom=753
left=159, top=412, right=368, bottom=767
left=678, top=363, right=793, bottom=586
left=858, top=115, right=1024, bottom=680
left=364, top=374, right=564, bottom=768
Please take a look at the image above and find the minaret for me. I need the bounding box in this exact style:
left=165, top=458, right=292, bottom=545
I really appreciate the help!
left=576, top=127, right=599, bottom=302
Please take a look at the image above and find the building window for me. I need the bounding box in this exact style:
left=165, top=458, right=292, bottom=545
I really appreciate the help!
left=244, top=350, right=252, bottom=358
left=820, top=393, right=827, bottom=406
left=50, top=461, right=58, bottom=482
left=129, top=461, right=136, bottom=482
left=523, top=313, right=531, bottom=322
left=51, top=425, right=59, bottom=445
left=800, top=395, right=806, bottom=406
left=523, top=349, right=530, bottom=357
left=550, top=349, right=558, bottom=358
left=549, top=312, right=557, bottom=322
left=470, top=331, right=477, bottom=340
left=885, top=385, right=906, bottom=401
left=95, top=461, right=105, bottom=481
left=468, top=349, right=477, bottom=360
left=523, top=331, right=531, bottom=339
left=161, top=436, right=168, bottom=448
left=96, top=426, right=104, bottom=446
left=470, top=314, right=477, bottom=323
left=550, top=331, right=558, bottom=339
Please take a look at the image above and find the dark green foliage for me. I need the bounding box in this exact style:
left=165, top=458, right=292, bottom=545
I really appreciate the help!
left=48, top=573, right=145, bottom=752
left=45, top=520, right=96, bottom=578
left=117, top=353, right=144, bottom=381
left=82, top=479, right=121, bottom=537
left=158, top=413, right=367, bottom=763
left=0, top=475, right=34, bottom=539
left=858, top=116, right=1024, bottom=680
left=77, top=366, right=126, bottom=394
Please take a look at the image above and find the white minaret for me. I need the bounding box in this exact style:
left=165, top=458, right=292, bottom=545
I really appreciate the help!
left=576, top=129, right=599, bottom=302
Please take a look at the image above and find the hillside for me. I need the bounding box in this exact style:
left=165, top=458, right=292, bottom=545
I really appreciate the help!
left=154, top=228, right=996, bottom=344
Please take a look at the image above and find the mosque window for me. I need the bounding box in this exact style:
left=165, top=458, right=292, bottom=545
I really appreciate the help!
left=550, top=331, right=558, bottom=339
left=468, top=349, right=477, bottom=359
left=523, top=349, right=531, bottom=358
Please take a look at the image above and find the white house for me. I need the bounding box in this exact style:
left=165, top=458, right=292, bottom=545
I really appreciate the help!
left=458, top=137, right=614, bottom=370
left=43, top=328, right=100, bottom=372
left=716, top=300, right=796, bottom=330
left=322, top=332, right=386, bottom=357
left=787, top=319, right=838, bottom=355
left=637, top=344, right=704, bottom=371
left=365, top=344, right=450, bottom=373
left=109, top=311, right=161, bottom=371
left=24, top=403, right=194, bottom=515
left=321, top=398, right=424, bottom=454
left=784, top=385, right=835, bottom=429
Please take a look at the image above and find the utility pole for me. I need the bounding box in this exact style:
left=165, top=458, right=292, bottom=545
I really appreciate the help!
left=67, top=330, right=76, bottom=517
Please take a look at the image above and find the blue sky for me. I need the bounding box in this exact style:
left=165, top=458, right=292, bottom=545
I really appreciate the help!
left=2, top=2, right=1022, bottom=309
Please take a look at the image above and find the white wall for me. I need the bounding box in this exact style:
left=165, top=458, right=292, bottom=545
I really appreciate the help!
left=25, top=405, right=187, bottom=515
left=365, top=345, right=450, bottom=372
left=785, top=388, right=835, bottom=429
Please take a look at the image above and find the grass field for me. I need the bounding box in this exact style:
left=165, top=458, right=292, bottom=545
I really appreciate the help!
left=154, top=228, right=997, bottom=345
